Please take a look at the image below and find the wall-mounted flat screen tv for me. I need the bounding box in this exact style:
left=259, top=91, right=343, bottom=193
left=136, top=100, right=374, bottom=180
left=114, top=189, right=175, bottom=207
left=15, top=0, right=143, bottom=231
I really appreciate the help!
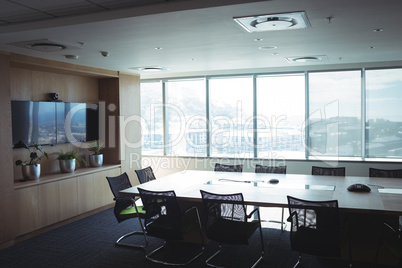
left=11, top=101, right=56, bottom=147
left=56, top=102, right=99, bottom=144
left=12, top=101, right=99, bottom=148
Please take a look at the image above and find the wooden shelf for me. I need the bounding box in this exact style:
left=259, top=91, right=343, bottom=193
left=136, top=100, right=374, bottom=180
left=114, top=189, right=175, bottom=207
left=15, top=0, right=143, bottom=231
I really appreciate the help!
left=14, top=164, right=121, bottom=190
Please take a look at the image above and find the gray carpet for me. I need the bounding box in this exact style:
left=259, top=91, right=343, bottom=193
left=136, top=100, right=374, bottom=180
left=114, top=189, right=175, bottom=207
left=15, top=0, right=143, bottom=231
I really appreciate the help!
left=0, top=208, right=385, bottom=268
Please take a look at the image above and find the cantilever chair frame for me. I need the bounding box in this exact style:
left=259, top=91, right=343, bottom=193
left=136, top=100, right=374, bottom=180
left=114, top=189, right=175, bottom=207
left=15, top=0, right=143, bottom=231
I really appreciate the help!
left=255, top=164, right=287, bottom=231
left=200, top=190, right=264, bottom=268
left=138, top=188, right=205, bottom=266
left=106, top=172, right=148, bottom=249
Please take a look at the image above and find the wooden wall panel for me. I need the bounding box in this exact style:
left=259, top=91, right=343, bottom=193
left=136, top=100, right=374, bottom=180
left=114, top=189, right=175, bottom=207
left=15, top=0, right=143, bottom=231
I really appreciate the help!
left=10, top=67, right=32, bottom=100
left=0, top=53, right=15, bottom=243
left=118, top=73, right=141, bottom=178
left=98, top=78, right=120, bottom=165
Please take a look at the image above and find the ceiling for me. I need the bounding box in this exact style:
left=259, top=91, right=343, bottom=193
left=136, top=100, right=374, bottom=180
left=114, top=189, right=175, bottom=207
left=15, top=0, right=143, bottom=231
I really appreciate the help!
left=0, top=0, right=402, bottom=79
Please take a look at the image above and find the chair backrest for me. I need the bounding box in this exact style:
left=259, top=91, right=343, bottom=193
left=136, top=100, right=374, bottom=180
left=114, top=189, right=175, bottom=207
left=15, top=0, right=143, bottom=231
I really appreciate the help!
left=135, top=166, right=157, bottom=184
left=369, top=168, right=402, bottom=178
left=106, top=172, right=132, bottom=198
left=287, top=195, right=340, bottom=257
left=311, top=166, right=345, bottom=176
left=214, top=163, right=243, bottom=172
left=255, top=164, right=287, bottom=174
left=138, top=188, right=183, bottom=240
left=200, top=190, right=249, bottom=243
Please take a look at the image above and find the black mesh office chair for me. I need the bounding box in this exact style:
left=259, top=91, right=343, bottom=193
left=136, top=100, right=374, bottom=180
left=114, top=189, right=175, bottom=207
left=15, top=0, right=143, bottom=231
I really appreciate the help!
left=200, top=190, right=264, bottom=268
left=312, top=166, right=345, bottom=176
left=138, top=188, right=205, bottom=266
left=214, top=163, right=243, bottom=172
left=369, top=168, right=402, bottom=178
left=371, top=168, right=402, bottom=265
left=135, top=166, right=157, bottom=184
left=106, top=172, right=147, bottom=248
left=255, top=164, right=287, bottom=231
left=287, top=195, right=341, bottom=268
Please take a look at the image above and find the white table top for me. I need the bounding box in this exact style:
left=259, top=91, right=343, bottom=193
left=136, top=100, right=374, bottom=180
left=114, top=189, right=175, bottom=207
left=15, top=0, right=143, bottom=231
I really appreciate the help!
left=120, top=170, right=402, bottom=215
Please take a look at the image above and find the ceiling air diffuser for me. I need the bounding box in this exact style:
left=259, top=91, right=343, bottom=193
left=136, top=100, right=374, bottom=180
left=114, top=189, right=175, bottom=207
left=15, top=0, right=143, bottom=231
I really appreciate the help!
left=234, top=11, right=311, bottom=32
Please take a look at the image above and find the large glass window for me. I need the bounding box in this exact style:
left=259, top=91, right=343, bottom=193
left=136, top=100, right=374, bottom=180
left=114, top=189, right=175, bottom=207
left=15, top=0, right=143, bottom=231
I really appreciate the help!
left=209, top=76, right=254, bottom=158
left=141, top=81, right=163, bottom=155
left=256, top=74, right=305, bottom=159
left=308, top=71, right=362, bottom=158
left=366, top=68, right=402, bottom=158
left=165, top=79, right=207, bottom=156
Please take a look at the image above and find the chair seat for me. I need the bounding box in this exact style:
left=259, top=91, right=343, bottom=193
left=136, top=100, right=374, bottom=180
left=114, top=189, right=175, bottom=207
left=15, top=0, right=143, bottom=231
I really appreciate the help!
left=292, top=226, right=340, bottom=257
left=207, top=218, right=259, bottom=244
left=118, top=205, right=146, bottom=221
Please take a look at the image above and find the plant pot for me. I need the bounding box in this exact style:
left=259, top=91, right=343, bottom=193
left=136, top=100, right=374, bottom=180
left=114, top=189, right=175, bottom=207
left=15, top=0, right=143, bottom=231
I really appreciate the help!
left=59, top=159, right=76, bottom=173
left=21, top=164, right=41, bottom=180
left=89, top=154, right=103, bottom=167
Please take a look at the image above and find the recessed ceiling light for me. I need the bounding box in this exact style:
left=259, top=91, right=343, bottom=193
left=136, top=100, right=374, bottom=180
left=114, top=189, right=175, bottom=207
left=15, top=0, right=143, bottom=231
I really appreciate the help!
left=65, top=55, right=79, bottom=60
left=254, top=38, right=263, bottom=41
left=154, top=47, right=162, bottom=50
left=369, top=46, right=376, bottom=49
left=234, top=11, right=311, bottom=32
left=373, top=28, right=383, bottom=32
left=286, top=55, right=328, bottom=63
left=259, top=46, right=277, bottom=50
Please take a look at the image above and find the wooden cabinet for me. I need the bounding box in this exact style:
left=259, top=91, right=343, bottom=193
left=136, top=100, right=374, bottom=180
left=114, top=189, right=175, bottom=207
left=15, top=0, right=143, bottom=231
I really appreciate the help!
left=13, top=165, right=120, bottom=237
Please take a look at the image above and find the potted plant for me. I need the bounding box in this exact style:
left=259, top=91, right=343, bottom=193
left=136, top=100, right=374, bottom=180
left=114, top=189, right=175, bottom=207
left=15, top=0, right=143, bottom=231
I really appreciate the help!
left=15, top=141, right=48, bottom=180
left=55, top=150, right=87, bottom=173
left=87, top=141, right=104, bottom=167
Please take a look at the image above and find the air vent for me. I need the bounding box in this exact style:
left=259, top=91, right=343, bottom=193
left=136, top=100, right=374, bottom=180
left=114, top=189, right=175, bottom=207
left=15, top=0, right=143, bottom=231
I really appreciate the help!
left=286, top=55, right=328, bottom=63
left=130, top=66, right=169, bottom=72
left=8, top=39, right=81, bottom=52
left=234, top=11, right=311, bottom=32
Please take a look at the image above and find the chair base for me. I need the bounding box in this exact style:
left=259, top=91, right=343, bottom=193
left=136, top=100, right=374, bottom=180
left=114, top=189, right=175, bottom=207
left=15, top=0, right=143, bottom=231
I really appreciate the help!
left=146, top=241, right=204, bottom=266
left=206, top=245, right=263, bottom=268
left=115, top=230, right=148, bottom=248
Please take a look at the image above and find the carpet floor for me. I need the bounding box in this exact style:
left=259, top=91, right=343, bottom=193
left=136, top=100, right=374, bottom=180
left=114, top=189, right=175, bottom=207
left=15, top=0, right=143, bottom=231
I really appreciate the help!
left=0, top=208, right=393, bottom=268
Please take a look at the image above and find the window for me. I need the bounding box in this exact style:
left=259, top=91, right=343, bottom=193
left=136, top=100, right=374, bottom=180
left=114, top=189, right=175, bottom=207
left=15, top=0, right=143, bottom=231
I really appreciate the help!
left=256, top=74, right=305, bottom=159
left=209, top=76, right=253, bottom=158
left=366, top=68, right=402, bottom=158
left=141, top=81, right=163, bottom=155
left=308, top=71, right=362, bottom=158
left=165, top=79, right=207, bottom=156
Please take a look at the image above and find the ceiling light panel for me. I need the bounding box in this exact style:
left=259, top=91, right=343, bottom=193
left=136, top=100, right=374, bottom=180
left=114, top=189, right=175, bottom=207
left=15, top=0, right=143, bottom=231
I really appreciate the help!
left=234, top=11, right=311, bottom=32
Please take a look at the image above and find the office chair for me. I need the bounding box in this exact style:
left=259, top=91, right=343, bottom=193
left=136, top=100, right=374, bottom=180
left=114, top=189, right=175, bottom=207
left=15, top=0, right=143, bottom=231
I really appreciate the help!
left=287, top=195, right=341, bottom=268
left=106, top=172, right=148, bottom=248
left=135, top=166, right=157, bottom=184
left=369, top=168, right=402, bottom=178
left=255, top=164, right=287, bottom=231
left=214, top=163, right=243, bottom=172
left=370, top=167, right=402, bottom=266
left=138, top=188, right=205, bottom=266
left=312, top=166, right=346, bottom=176
left=200, top=190, right=264, bottom=268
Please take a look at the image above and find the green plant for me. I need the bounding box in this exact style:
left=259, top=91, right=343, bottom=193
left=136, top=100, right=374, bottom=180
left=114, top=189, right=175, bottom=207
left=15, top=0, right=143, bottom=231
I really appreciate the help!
left=87, top=141, right=104, bottom=155
left=54, top=150, right=87, bottom=167
left=15, top=141, right=48, bottom=167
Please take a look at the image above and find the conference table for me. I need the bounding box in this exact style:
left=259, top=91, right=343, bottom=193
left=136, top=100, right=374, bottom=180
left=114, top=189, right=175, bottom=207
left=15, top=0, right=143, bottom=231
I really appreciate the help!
left=120, top=170, right=402, bottom=215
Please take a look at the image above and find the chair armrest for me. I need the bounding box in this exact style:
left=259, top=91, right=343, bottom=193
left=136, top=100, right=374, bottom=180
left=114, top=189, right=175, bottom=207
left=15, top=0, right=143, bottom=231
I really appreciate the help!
left=246, top=207, right=260, bottom=219
left=287, top=211, right=299, bottom=231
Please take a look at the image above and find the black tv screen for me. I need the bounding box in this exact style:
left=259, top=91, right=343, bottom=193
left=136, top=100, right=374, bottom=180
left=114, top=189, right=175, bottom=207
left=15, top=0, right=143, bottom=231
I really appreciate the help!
left=11, top=101, right=56, bottom=147
left=56, top=102, right=99, bottom=144
left=12, top=101, right=99, bottom=147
